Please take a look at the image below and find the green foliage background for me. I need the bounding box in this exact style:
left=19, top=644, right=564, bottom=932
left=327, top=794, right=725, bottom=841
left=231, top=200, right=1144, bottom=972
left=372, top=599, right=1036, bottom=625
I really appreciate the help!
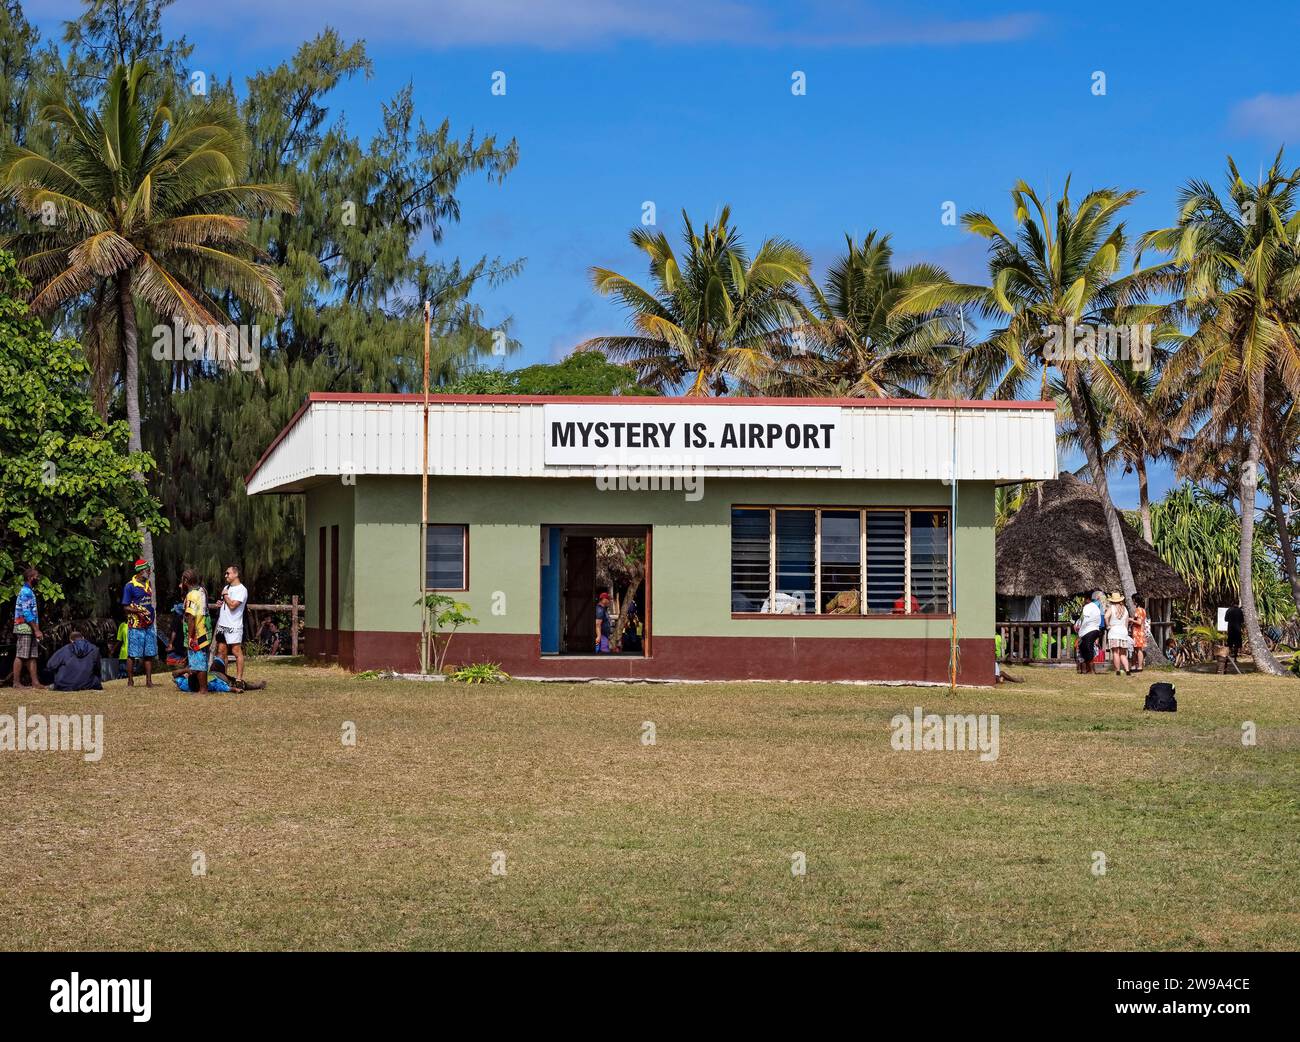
left=0, top=249, right=165, bottom=602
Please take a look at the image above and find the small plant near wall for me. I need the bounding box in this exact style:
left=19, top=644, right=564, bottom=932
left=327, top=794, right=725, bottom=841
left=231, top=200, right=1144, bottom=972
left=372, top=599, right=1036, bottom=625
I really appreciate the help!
left=415, top=594, right=479, bottom=674
left=452, top=662, right=511, bottom=684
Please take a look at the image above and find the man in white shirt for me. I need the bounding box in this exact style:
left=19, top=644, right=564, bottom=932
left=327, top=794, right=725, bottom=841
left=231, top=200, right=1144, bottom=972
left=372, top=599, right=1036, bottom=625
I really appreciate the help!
left=216, top=564, right=249, bottom=689
left=1076, top=589, right=1104, bottom=674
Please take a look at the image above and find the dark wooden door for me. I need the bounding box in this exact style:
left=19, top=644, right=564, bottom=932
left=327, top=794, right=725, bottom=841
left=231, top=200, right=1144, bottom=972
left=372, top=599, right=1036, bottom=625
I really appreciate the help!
left=561, top=536, right=596, bottom=653
left=317, top=527, right=327, bottom=656
left=329, top=524, right=340, bottom=656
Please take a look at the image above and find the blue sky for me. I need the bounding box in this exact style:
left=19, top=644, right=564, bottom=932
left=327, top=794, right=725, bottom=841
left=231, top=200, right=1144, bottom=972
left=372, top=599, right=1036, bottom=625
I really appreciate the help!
left=25, top=0, right=1300, bottom=507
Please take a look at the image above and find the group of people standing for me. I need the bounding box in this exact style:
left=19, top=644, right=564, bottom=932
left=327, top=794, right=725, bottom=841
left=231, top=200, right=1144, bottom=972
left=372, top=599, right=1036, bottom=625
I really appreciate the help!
left=10, top=559, right=251, bottom=693
left=120, top=560, right=250, bottom=692
left=1075, top=590, right=1149, bottom=676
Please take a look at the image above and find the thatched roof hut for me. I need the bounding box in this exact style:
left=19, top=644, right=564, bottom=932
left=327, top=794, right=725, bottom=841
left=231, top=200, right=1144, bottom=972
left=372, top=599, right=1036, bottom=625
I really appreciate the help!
left=996, top=472, right=1188, bottom=599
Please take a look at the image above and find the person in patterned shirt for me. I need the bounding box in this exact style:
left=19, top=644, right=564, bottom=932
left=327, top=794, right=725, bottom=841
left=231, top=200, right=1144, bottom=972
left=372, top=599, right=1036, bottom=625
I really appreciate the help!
left=121, top=559, right=158, bottom=688
left=11, top=566, right=44, bottom=689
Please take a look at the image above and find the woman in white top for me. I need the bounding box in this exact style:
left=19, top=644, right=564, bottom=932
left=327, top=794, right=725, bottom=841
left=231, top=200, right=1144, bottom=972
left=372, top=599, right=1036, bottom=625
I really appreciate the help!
left=1104, top=592, right=1133, bottom=676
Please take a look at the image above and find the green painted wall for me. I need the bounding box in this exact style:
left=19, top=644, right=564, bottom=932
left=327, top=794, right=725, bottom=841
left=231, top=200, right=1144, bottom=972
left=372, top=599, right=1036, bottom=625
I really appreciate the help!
left=340, top=476, right=995, bottom=640
left=304, top=480, right=356, bottom=631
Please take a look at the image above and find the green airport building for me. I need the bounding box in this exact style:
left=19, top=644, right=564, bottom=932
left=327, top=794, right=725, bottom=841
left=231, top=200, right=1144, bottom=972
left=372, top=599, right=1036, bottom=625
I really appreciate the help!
left=247, top=393, right=1056, bottom=684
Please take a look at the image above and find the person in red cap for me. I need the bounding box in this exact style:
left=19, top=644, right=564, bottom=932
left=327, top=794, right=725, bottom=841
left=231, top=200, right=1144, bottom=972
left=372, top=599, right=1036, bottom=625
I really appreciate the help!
left=121, top=559, right=157, bottom=687
left=595, top=591, right=613, bottom=653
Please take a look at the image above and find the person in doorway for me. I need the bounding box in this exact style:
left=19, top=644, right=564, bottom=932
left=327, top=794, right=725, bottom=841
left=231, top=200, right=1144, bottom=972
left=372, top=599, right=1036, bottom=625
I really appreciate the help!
left=1105, top=592, right=1133, bottom=676
left=595, top=592, right=613, bottom=653
left=621, top=599, right=643, bottom=654
left=1129, top=595, right=1149, bottom=674
left=11, top=566, right=44, bottom=689
left=1075, top=589, right=1104, bottom=674
left=180, top=568, right=210, bottom=693
left=47, top=631, right=102, bottom=691
left=1224, top=604, right=1245, bottom=663
left=214, top=565, right=248, bottom=690
left=122, top=559, right=157, bottom=687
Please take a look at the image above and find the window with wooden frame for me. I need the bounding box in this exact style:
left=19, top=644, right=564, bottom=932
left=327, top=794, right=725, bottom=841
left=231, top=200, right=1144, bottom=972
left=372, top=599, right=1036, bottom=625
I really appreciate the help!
left=424, top=524, right=468, bottom=590
left=729, top=507, right=950, bottom=616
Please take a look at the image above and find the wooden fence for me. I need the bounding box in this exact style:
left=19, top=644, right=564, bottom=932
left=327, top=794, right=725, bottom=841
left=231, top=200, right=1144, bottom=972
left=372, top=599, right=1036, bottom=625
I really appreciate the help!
left=997, top=618, right=1174, bottom=663
left=245, top=597, right=303, bottom=655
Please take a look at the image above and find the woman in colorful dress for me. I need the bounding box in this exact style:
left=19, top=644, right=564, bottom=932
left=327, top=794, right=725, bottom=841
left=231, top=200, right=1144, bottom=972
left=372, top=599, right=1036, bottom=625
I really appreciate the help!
left=1129, top=595, right=1148, bottom=674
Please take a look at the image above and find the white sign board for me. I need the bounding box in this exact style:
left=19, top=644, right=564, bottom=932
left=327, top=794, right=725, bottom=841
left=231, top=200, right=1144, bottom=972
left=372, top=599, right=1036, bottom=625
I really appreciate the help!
left=542, top=404, right=843, bottom=467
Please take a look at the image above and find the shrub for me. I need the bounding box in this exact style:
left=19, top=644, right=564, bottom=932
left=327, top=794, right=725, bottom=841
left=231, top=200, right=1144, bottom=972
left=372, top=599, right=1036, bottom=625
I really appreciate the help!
left=451, top=662, right=511, bottom=684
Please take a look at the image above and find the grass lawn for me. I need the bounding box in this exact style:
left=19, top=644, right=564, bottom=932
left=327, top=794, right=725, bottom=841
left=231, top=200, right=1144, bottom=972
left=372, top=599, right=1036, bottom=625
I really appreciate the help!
left=1, top=662, right=1297, bottom=951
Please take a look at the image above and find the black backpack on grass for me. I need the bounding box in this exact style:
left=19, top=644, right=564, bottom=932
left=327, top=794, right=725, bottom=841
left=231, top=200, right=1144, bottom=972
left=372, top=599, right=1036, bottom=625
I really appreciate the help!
left=1145, top=682, right=1177, bottom=712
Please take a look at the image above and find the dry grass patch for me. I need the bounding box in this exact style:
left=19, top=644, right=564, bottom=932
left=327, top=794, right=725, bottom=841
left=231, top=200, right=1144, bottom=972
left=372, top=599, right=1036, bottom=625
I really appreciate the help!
left=1, top=664, right=1296, bottom=950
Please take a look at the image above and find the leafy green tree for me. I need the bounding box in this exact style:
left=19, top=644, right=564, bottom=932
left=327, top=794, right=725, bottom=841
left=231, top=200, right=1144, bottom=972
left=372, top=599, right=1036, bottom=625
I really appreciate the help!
left=895, top=179, right=1176, bottom=616
left=0, top=1, right=51, bottom=147
left=800, top=231, right=959, bottom=397
left=0, top=61, right=296, bottom=577
left=581, top=206, right=811, bottom=395
left=1142, top=153, right=1300, bottom=674
left=442, top=351, right=656, bottom=396
left=152, top=30, right=521, bottom=598
left=1150, top=483, right=1291, bottom=628
left=0, top=248, right=164, bottom=603
left=60, top=0, right=193, bottom=102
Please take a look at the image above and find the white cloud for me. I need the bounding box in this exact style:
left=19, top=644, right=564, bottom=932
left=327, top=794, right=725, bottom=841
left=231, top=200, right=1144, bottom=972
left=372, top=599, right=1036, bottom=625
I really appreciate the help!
left=1230, top=92, right=1300, bottom=140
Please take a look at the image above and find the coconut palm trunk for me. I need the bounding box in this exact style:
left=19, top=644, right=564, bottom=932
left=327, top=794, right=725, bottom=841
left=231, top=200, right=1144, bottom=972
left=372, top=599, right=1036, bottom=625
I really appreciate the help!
left=118, top=270, right=154, bottom=572
left=1242, top=398, right=1285, bottom=674
left=1063, top=369, right=1139, bottom=608
left=1136, top=456, right=1154, bottom=545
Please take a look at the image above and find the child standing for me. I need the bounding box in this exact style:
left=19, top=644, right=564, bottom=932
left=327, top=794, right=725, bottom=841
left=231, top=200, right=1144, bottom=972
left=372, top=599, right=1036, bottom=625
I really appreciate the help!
left=179, top=569, right=210, bottom=693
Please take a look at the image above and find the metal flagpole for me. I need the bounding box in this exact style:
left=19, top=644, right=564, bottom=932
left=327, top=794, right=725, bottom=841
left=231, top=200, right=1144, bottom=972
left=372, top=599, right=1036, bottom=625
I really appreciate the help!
left=949, top=307, right=964, bottom=694
left=950, top=404, right=959, bottom=694
left=421, top=300, right=431, bottom=674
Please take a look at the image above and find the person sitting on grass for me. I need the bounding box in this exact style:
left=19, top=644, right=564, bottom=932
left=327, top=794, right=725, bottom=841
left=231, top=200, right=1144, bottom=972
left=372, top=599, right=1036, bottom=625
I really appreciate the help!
left=211, top=654, right=265, bottom=691
left=171, top=653, right=268, bottom=693
left=47, top=630, right=102, bottom=691
left=179, top=568, right=210, bottom=693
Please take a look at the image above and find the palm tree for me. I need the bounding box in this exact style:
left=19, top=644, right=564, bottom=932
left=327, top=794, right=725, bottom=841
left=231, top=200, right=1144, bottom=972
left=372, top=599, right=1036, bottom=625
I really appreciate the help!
left=0, top=63, right=296, bottom=570
left=1141, top=153, right=1300, bottom=675
left=579, top=207, right=810, bottom=395
left=796, top=231, right=959, bottom=397
left=893, top=179, right=1176, bottom=614
left=1054, top=356, right=1183, bottom=545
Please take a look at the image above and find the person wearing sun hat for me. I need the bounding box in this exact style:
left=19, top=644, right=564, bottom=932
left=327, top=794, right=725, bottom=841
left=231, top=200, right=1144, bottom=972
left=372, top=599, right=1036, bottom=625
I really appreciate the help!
left=1104, top=591, right=1133, bottom=676
left=121, top=558, right=158, bottom=687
